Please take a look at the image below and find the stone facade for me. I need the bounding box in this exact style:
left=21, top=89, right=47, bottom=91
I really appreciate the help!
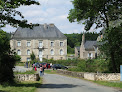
left=10, top=24, right=67, bottom=62
left=15, top=74, right=40, bottom=81
left=80, top=34, right=97, bottom=59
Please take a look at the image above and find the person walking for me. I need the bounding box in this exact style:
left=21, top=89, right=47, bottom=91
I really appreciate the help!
left=34, top=66, right=37, bottom=71
left=40, top=65, right=43, bottom=76
left=42, top=65, right=45, bottom=75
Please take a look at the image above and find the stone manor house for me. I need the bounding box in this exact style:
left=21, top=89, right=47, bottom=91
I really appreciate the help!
left=10, top=23, right=67, bottom=62
left=75, top=33, right=103, bottom=59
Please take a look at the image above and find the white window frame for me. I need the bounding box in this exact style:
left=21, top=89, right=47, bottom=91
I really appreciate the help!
left=27, top=58, right=31, bottom=61
left=51, top=49, right=54, bottom=55
left=27, top=49, right=30, bottom=55
left=17, top=50, right=21, bottom=55
left=60, top=49, right=63, bottom=55
left=27, top=41, right=31, bottom=47
left=60, top=42, right=63, bottom=47
left=17, top=41, right=21, bottom=47
left=39, top=41, right=43, bottom=47
left=51, top=41, right=54, bottom=47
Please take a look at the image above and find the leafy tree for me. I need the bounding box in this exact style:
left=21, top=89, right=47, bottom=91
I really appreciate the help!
left=0, top=0, right=39, bottom=84
left=0, top=30, right=19, bottom=84
left=30, top=51, right=36, bottom=62
left=100, top=25, right=122, bottom=72
left=0, top=0, right=40, bottom=28
left=68, top=0, right=122, bottom=72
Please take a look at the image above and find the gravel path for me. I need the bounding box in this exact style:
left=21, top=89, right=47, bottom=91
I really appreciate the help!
left=37, top=73, right=122, bottom=92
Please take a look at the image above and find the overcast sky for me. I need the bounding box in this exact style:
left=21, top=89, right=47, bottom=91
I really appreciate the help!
left=2, top=0, right=101, bottom=34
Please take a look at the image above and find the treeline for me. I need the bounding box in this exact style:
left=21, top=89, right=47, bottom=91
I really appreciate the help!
left=64, top=32, right=99, bottom=54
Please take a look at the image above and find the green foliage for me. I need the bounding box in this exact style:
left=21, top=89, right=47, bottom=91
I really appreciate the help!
left=0, top=0, right=40, bottom=28
left=0, top=79, right=42, bottom=92
left=0, top=30, right=20, bottom=84
left=100, top=25, right=122, bottom=73
left=68, top=59, right=109, bottom=73
left=14, top=54, right=21, bottom=62
left=14, top=70, right=36, bottom=74
left=65, top=32, right=99, bottom=54
left=30, top=52, right=36, bottom=63
left=68, top=0, right=121, bottom=30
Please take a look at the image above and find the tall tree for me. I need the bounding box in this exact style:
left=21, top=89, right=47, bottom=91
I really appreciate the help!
left=0, top=0, right=40, bottom=28
left=68, top=0, right=122, bottom=72
left=0, top=0, right=39, bottom=84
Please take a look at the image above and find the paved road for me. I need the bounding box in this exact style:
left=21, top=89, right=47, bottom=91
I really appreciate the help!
left=37, top=73, right=122, bottom=92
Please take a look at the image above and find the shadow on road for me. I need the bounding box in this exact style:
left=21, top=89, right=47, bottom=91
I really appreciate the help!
left=39, top=84, right=84, bottom=89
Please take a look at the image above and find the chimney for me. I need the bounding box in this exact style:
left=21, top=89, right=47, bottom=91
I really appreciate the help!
left=49, top=23, right=54, bottom=27
left=82, top=33, right=85, bottom=45
left=44, top=23, right=48, bottom=30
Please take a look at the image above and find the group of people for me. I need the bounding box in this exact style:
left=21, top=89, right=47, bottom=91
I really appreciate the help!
left=33, top=64, right=45, bottom=76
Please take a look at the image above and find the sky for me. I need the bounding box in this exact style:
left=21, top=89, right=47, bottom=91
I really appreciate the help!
left=2, top=0, right=102, bottom=34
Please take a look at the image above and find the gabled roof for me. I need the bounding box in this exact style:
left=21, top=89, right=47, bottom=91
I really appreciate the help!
left=12, top=24, right=67, bottom=39
left=75, top=46, right=80, bottom=51
left=84, top=41, right=97, bottom=51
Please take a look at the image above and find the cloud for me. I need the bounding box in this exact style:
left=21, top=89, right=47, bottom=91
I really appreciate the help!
left=3, top=0, right=100, bottom=34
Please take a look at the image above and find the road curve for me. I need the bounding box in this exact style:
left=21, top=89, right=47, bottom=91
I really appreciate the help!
left=37, top=73, right=122, bottom=92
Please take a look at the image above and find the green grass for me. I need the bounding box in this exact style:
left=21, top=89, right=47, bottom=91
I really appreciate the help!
left=0, top=78, right=42, bottom=92
left=44, top=69, right=57, bottom=74
left=14, top=70, right=36, bottom=74
left=92, top=81, right=122, bottom=89
left=16, top=62, right=25, bottom=66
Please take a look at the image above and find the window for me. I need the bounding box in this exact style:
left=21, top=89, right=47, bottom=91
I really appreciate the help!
left=39, top=41, right=43, bottom=47
left=17, top=41, right=21, bottom=46
left=39, top=50, right=42, bottom=55
left=27, top=50, right=30, bottom=55
left=60, top=42, right=63, bottom=46
left=17, top=50, right=21, bottom=55
left=27, top=41, right=31, bottom=47
left=60, top=49, right=63, bottom=55
left=51, top=49, right=54, bottom=55
left=51, top=42, right=54, bottom=47
left=27, top=58, right=31, bottom=61
left=88, top=53, right=92, bottom=59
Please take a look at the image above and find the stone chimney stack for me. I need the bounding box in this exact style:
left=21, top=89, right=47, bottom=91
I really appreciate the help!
left=81, top=33, right=85, bottom=45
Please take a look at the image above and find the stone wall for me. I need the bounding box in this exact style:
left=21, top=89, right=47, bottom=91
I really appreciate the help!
left=15, top=73, right=40, bottom=81
left=57, top=70, right=120, bottom=81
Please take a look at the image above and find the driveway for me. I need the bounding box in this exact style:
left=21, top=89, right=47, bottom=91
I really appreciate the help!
left=37, top=73, right=122, bottom=92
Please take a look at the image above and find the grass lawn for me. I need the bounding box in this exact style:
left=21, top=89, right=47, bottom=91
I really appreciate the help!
left=0, top=79, right=42, bottom=92
left=14, top=70, right=36, bottom=74
left=44, top=69, right=57, bottom=74
left=92, top=81, right=122, bottom=89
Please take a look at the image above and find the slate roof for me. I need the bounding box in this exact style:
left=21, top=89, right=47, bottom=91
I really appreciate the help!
left=12, top=24, right=67, bottom=39
left=75, top=46, right=80, bottom=51
left=84, top=41, right=97, bottom=51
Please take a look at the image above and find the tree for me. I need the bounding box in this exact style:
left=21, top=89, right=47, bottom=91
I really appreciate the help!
left=68, top=0, right=122, bottom=73
left=0, top=0, right=39, bottom=84
left=0, top=30, right=19, bottom=84
left=0, top=0, right=40, bottom=28
left=30, top=51, right=36, bottom=62
left=100, top=25, right=122, bottom=72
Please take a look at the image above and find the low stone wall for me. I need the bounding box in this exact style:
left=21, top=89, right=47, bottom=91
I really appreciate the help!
left=15, top=73, right=40, bottom=81
left=57, top=70, right=120, bottom=81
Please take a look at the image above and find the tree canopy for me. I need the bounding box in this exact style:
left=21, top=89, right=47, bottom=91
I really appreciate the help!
left=68, top=0, right=122, bottom=30
left=0, top=0, right=40, bottom=28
